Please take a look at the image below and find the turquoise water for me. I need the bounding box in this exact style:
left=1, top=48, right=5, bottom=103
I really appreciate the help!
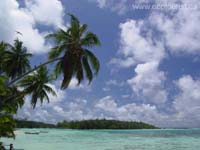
left=1, top=129, right=200, bottom=150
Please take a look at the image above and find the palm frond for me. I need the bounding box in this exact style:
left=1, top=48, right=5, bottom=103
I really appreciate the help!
left=80, top=24, right=88, bottom=36
left=44, top=85, right=57, bottom=96
left=81, top=32, right=101, bottom=47
left=82, top=56, right=93, bottom=83
left=76, top=60, right=84, bottom=85
left=84, top=49, right=100, bottom=75
left=61, top=53, right=73, bottom=89
left=48, top=45, right=65, bottom=60
left=54, top=60, right=63, bottom=79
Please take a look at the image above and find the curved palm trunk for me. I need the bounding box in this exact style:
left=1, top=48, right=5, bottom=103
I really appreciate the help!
left=7, top=57, right=63, bottom=86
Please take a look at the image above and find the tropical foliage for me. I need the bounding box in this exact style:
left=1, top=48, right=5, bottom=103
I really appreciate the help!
left=19, top=66, right=56, bottom=108
left=0, top=14, right=100, bottom=140
left=3, top=39, right=32, bottom=79
left=15, top=119, right=56, bottom=128
left=46, top=14, right=100, bottom=89
left=14, top=119, right=157, bottom=129
left=57, top=119, right=158, bottom=129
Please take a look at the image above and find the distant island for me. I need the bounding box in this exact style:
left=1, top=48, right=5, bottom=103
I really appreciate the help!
left=16, top=120, right=56, bottom=128
left=16, top=119, right=158, bottom=129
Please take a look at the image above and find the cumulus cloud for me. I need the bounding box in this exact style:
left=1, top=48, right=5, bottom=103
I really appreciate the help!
left=17, top=96, right=94, bottom=123
left=17, top=81, right=92, bottom=123
left=95, top=93, right=200, bottom=128
left=17, top=88, right=200, bottom=128
left=95, top=96, right=167, bottom=126
left=89, top=0, right=129, bottom=14
left=102, top=79, right=125, bottom=92
left=110, top=0, right=200, bottom=112
left=111, top=0, right=200, bottom=55
left=149, top=2, right=200, bottom=54
left=25, top=0, right=64, bottom=29
left=0, top=0, right=65, bottom=54
left=172, top=75, right=200, bottom=127
left=17, top=82, right=66, bottom=121
left=105, top=79, right=124, bottom=88
left=110, top=0, right=200, bottom=69
left=128, top=61, right=167, bottom=104
left=67, top=78, right=92, bottom=92
left=111, top=19, right=165, bottom=68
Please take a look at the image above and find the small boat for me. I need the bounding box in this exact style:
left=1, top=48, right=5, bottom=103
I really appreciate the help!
left=24, top=132, right=40, bottom=135
left=40, top=131, right=49, bottom=133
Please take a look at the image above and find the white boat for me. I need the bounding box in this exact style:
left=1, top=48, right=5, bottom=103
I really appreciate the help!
left=24, top=131, right=40, bottom=135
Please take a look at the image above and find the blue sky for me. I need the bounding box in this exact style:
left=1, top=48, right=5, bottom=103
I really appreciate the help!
left=1, top=0, right=200, bottom=128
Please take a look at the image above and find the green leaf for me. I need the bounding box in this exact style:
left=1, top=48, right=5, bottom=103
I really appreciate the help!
left=82, top=56, right=93, bottom=83
left=84, top=49, right=100, bottom=75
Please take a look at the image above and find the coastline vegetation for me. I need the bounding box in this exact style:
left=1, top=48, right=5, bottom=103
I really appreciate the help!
left=57, top=119, right=158, bottom=129
left=15, top=119, right=157, bottom=129
left=15, top=120, right=56, bottom=129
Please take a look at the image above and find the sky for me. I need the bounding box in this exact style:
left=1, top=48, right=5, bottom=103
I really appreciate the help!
left=0, top=0, right=200, bottom=128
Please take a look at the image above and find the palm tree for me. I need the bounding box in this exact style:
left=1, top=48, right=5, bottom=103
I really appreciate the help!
left=0, top=76, right=23, bottom=139
left=8, top=15, right=101, bottom=89
left=0, top=42, right=7, bottom=74
left=3, top=39, right=32, bottom=79
left=0, top=14, right=101, bottom=140
left=46, top=14, right=100, bottom=89
left=0, top=114, right=15, bottom=138
left=19, top=66, right=56, bottom=108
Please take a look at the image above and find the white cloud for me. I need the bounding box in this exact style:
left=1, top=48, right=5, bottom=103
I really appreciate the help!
left=89, top=0, right=128, bottom=14
left=17, top=80, right=93, bottom=123
left=67, top=78, right=92, bottom=92
left=110, top=0, right=200, bottom=110
left=25, top=0, right=64, bottom=29
left=102, top=79, right=125, bottom=92
left=172, top=75, right=200, bottom=127
left=111, top=19, right=165, bottom=68
left=110, top=57, right=135, bottom=68
left=95, top=0, right=107, bottom=8
left=17, top=81, right=66, bottom=122
left=149, top=2, right=200, bottom=54
left=106, top=79, right=124, bottom=87
left=92, top=0, right=200, bottom=55
left=128, top=61, right=168, bottom=104
left=0, top=0, right=65, bottom=54
left=95, top=96, right=117, bottom=112
left=117, top=0, right=200, bottom=55
left=46, top=83, right=66, bottom=104
left=17, top=86, right=200, bottom=128
left=95, top=94, right=200, bottom=128
left=95, top=96, right=167, bottom=125
left=110, top=0, right=200, bottom=68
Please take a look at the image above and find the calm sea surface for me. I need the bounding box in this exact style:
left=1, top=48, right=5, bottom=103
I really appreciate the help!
left=2, top=129, right=200, bottom=150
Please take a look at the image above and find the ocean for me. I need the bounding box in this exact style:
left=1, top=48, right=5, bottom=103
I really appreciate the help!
left=1, top=129, right=200, bottom=150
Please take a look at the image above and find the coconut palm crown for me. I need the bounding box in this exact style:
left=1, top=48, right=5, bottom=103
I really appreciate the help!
left=3, top=39, right=32, bottom=80
left=46, top=14, right=100, bottom=89
left=19, top=66, right=56, bottom=108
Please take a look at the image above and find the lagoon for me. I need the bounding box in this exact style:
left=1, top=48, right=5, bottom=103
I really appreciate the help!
left=2, top=129, right=200, bottom=150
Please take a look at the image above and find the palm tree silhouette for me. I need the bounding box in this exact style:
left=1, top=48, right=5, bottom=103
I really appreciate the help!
left=19, top=66, right=56, bottom=108
left=46, top=14, right=100, bottom=89
left=3, top=39, right=32, bottom=80
left=8, top=14, right=100, bottom=90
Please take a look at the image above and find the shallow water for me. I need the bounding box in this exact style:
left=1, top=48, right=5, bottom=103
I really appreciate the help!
left=1, top=129, right=200, bottom=150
